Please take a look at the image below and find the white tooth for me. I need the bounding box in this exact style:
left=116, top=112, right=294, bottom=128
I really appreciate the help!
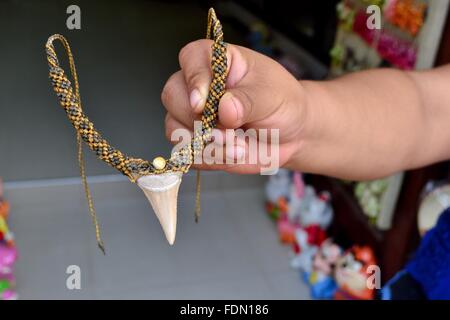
left=137, top=172, right=182, bottom=245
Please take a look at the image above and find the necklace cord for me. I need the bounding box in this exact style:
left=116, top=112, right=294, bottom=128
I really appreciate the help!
left=45, top=8, right=227, bottom=251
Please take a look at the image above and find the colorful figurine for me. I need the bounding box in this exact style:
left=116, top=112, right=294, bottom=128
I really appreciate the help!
left=0, top=243, right=18, bottom=300
left=290, top=191, right=333, bottom=272
left=334, top=245, right=377, bottom=300
left=265, top=169, right=291, bottom=220
left=305, top=239, right=342, bottom=299
left=277, top=216, right=299, bottom=244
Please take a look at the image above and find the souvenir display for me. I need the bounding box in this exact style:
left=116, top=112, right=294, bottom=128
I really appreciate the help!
left=331, top=0, right=431, bottom=74
left=334, top=245, right=377, bottom=300
left=304, top=239, right=342, bottom=299
left=45, top=8, right=227, bottom=251
left=290, top=190, right=333, bottom=273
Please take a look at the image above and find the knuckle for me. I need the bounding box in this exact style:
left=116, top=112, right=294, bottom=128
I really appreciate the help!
left=179, top=41, right=198, bottom=66
left=179, top=39, right=210, bottom=66
left=186, top=72, right=203, bottom=89
left=236, top=89, right=254, bottom=122
left=161, top=75, right=176, bottom=106
left=164, top=115, right=173, bottom=141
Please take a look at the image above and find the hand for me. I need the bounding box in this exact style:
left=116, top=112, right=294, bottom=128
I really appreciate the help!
left=161, top=40, right=307, bottom=174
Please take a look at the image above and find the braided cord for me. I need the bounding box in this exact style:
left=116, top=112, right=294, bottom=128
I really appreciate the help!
left=45, top=8, right=227, bottom=250
left=45, top=8, right=226, bottom=179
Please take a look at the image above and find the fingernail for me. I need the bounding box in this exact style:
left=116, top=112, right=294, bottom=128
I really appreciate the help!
left=226, top=145, right=245, bottom=162
left=235, top=145, right=245, bottom=160
left=222, top=92, right=243, bottom=122
left=190, top=89, right=203, bottom=110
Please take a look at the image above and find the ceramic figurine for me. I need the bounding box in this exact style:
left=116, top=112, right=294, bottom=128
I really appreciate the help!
left=290, top=191, right=333, bottom=272
left=287, top=184, right=316, bottom=224
left=305, top=239, right=342, bottom=299
left=277, top=216, right=299, bottom=244
left=299, top=191, right=333, bottom=229
left=291, top=228, right=319, bottom=272
left=334, top=245, right=377, bottom=300
left=265, top=169, right=291, bottom=220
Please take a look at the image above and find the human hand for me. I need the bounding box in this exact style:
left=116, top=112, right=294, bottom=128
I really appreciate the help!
left=161, top=40, right=307, bottom=174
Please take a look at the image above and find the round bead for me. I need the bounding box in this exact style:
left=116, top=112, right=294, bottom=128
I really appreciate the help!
left=152, top=156, right=166, bottom=170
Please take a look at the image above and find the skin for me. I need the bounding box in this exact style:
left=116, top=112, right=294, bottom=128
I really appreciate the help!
left=161, top=39, right=450, bottom=181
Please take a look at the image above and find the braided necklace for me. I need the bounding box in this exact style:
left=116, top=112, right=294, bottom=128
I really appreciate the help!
left=45, top=8, right=227, bottom=253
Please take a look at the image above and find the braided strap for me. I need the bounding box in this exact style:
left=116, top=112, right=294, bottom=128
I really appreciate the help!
left=45, top=8, right=227, bottom=182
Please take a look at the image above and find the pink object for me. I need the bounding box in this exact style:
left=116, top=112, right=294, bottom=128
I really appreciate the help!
left=313, top=239, right=342, bottom=276
left=0, top=244, right=17, bottom=283
left=293, top=172, right=305, bottom=198
left=2, top=289, right=17, bottom=300
left=384, top=0, right=398, bottom=21
left=277, top=217, right=299, bottom=244
left=353, top=10, right=417, bottom=70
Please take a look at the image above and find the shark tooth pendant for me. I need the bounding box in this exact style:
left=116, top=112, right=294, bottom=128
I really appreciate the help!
left=45, top=8, right=227, bottom=251
left=137, top=158, right=182, bottom=245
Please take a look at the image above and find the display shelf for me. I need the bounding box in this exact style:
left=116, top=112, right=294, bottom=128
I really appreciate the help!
left=307, top=175, right=384, bottom=249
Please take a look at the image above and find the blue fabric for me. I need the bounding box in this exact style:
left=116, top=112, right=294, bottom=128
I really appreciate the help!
left=406, top=207, right=450, bottom=300
left=379, top=270, right=409, bottom=300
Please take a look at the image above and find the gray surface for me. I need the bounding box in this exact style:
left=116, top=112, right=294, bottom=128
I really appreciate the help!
left=5, top=173, right=310, bottom=299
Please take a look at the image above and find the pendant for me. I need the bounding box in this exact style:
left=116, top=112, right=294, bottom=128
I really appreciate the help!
left=137, top=171, right=182, bottom=245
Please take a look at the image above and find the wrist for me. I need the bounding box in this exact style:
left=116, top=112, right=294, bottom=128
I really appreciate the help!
left=284, top=80, right=326, bottom=170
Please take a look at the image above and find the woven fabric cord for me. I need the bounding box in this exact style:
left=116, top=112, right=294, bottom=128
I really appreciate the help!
left=45, top=8, right=227, bottom=251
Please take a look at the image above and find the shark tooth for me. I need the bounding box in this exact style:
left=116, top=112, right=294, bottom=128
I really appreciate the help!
left=137, top=172, right=182, bottom=245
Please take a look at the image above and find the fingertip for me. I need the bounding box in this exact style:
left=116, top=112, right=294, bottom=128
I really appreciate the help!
left=190, top=88, right=208, bottom=113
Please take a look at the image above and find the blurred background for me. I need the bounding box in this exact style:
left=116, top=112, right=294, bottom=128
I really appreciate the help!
left=0, top=0, right=449, bottom=300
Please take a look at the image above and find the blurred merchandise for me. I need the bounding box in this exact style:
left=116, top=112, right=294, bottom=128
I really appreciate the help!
left=380, top=208, right=450, bottom=299
left=417, top=180, right=450, bottom=236
left=330, top=0, right=447, bottom=74
left=354, top=173, right=403, bottom=230
left=385, top=0, right=426, bottom=36
left=290, top=189, right=333, bottom=272
left=334, top=245, right=377, bottom=300
left=304, top=239, right=342, bottom=299
left=265, top=168, right=290, bottom=221
left=0, top=178, right=18, bottom=300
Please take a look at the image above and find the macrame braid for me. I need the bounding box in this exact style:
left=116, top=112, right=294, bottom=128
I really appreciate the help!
left=45, top=8, right=227, bottom=252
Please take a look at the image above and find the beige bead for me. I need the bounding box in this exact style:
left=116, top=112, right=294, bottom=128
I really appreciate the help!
left=152, top=156, right=166, bottom=170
